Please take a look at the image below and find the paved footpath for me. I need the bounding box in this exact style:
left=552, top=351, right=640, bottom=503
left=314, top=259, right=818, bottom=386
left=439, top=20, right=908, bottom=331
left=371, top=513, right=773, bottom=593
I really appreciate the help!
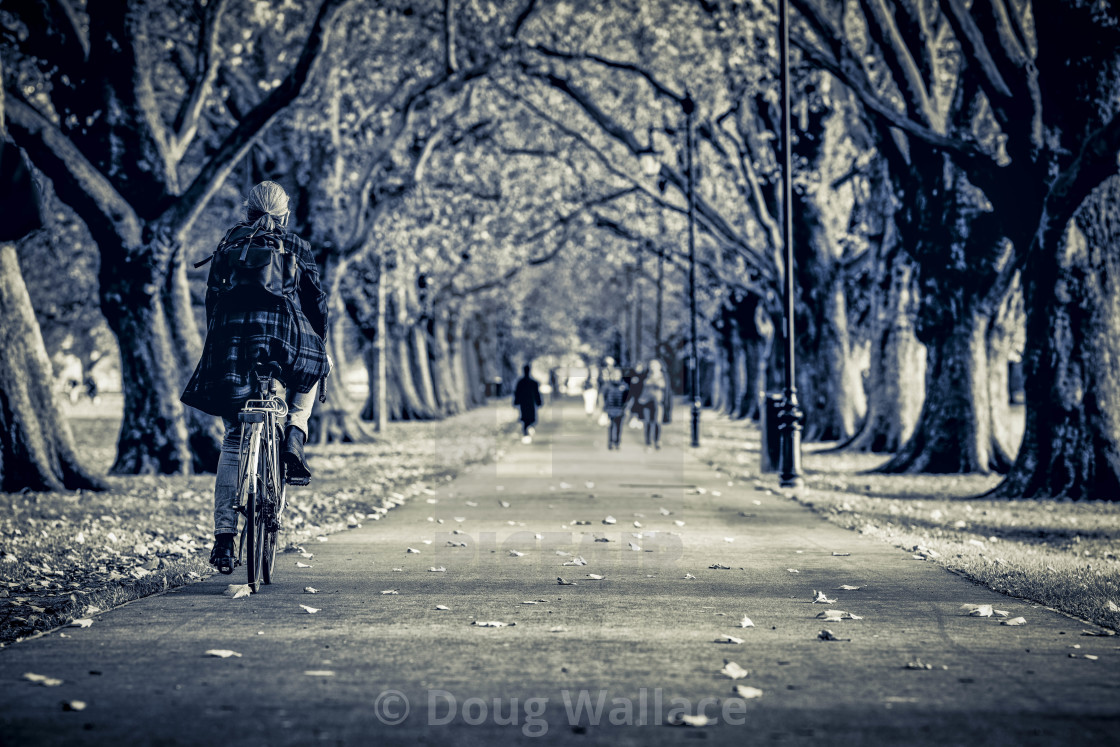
left=2, top=400, right=1118, bottom=746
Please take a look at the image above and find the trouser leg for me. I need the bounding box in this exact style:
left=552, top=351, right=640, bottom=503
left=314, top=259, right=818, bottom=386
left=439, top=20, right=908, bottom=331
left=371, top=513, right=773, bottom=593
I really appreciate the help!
left=286, top=382, right=318, bottom=436
left=214, top=417, right=241, bottom=535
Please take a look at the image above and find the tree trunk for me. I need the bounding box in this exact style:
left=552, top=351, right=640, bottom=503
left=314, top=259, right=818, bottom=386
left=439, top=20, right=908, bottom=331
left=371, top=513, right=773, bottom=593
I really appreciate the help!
left=839, top=245, right=925, bottom=453
left=410, top=324, right=440, bottom=415
left=100, top=245, right=193, bottom=475
left=429, top=313, right=463, bottom=416
left=986, top=276, right=1024, bottom=469
left=163, top=248, right=222, bottom=471
left=0, top=243, right=105, bottom=492
left=463, top=320, right=485, bottom=406
left=992, top=178, right=1120, bottom=500
left=878, top=309, right=996, bottom=473
left=741, top=303, right=774, bottom=421
left=393, top=333, right=437, bottom=420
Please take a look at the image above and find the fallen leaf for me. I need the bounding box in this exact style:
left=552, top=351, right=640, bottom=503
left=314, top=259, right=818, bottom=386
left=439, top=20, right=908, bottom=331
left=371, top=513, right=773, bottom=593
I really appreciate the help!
left=961, top=604, right=993, bottom=617
left=204, top=650, right=242, bottom=658
left=1001, top=617, right=1027, bottom=626
left=720, top=660, right=749, bottom=679
left=62, top=700, right=87, bottom=711
left=586, top=574, right=604, bottom=580
left=787, top=569, right=800, bottom=574
left=817, top=629, right=850, bottom=641
left=380, top=590, right=399, bottom=595
left=299, top=604, right=320, bottom=614
left=500, top=501, right=510, bottom=508
left=1082, top=629, right=1117, bottom=637
left=1069, top=653, right=1099, bottom=660
left=68, top=618, right=93, bottom=628
left=674, top=520, right=686, bottom=527
left=668, top=713, right=712, bottom=727
left=602, top=516, right=617, bottom=525
left=715, top=635, right=744, bottom=645
left=509, top=550, right=525, bottom=557
left=472, top=620, right=510, bottom=627
left=629, top=542, right=642, bottom=551
left=23, top=672, right=63, bottom=687
left=304, top=670, right=335, bottom=676
left=684, top=573, right=696, bottom=579
left=428, top=566, right=447, bottom=572
left=739, top=616, right=754, bottom=628
left=724, top=537, right=735, bottom=543
left=465, top=501, right=478, bottom=507
left=563, top=557, right=587, bottom=566
left=434, top=605, right=450, bottom=610
left=453, top=517, right=467, bottom=523
left=835, top=585, right=862, bottom=591
left=732, top=685, right=764, bottom=699
left=557, top=577, right=577, bottom=585
left=406, top=548, right=421, bottom=554
left=304, top=587, right=318, bottom=594
left=709, top=563, right=731, bottom=570
left=905, top=659, right=934, bottom=670
left=295, top=562, right=313, bottom=568
left=812, top=591, right=836, bottom=604
left=224, top=585, right=252, bottom=599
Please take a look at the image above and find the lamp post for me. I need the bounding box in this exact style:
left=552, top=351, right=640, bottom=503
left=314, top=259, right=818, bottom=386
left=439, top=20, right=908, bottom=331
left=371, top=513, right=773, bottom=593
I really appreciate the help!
left=777, top=0, right=803, bottom=487
left=684, top=91, right=700, bottom=448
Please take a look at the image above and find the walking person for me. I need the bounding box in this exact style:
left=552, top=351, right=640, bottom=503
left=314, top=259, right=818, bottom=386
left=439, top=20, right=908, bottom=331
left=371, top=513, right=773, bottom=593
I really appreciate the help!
left=582, top=374, right=598, bottom=416
left=181, top=181, right=330, bottom=574
left=513, top=365, right=543, bottom=443
left=602, top=368, right=630, bottom=450
left=639, top=359, right=668, bottom=449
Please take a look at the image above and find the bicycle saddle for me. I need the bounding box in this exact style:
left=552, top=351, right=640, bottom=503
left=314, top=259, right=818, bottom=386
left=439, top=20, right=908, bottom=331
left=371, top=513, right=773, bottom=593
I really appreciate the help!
left=252, top=360, right=284, bottom=382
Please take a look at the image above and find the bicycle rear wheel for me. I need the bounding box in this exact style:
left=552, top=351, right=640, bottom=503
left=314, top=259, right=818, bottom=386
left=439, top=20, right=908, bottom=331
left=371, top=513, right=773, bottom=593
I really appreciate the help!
left=245, top=449, right=267, bottom=593
left=262, top=482, right=283, bottom=585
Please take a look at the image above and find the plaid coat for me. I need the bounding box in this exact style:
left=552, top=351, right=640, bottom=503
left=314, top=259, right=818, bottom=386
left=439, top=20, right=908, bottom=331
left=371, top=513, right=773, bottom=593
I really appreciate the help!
left=181, top=225, right=330, bottom=419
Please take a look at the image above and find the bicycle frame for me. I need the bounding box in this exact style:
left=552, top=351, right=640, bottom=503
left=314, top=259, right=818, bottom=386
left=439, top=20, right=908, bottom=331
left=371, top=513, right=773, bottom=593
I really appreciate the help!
left=236, top=371, right=288, bottom=590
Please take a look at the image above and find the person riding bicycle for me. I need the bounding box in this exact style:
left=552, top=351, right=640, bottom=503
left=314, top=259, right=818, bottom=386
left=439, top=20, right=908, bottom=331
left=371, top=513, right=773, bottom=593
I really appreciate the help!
left=181, top=181, right=330, bottom=573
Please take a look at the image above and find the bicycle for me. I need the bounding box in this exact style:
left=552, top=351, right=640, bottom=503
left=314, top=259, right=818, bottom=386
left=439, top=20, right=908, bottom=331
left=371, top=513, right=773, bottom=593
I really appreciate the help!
left=234, top=360, right=289, bottom=593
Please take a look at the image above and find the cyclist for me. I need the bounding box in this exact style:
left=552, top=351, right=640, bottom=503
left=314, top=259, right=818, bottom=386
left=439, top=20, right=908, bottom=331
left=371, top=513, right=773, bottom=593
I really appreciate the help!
left=181, top=181, right=330, bottom=573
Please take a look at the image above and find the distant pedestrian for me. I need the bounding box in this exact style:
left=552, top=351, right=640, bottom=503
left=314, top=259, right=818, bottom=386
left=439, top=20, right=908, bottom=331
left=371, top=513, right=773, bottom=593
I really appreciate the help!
left=549, top=369, right=559, bottom=403
left=597, top=356, right=617, bottom=409
left=582, top=375, right=598, bottom=416
left=602, top=368, right=630, bottom=451
left=83, top=375, right=100, bottom=406
left=639, top=359, right=668, bottom=449
left=626, top=363, right=646, bottom=430
left=513, top=365, right=543, bottom=443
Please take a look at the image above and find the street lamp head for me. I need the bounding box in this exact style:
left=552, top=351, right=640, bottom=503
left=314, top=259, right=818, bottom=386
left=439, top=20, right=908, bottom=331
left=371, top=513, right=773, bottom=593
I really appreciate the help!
left=681, top=91, right=695, bottom=116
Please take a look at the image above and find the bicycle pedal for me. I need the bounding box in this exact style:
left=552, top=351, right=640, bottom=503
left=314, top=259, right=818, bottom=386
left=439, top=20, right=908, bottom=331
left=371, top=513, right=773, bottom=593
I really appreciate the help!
left=285, top=475, right=310, bottom=487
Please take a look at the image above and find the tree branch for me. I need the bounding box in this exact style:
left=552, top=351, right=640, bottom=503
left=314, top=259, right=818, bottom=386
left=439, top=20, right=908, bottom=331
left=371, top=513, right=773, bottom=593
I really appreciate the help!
left=166, top=0, right=351, bottom=238
left=526, top=44, right=686, bottom=103
left=169, top=0, right=230, bottom=163
left=5, top=96, right=141, bottom=247
left=860, top=0, right=941, bottom=130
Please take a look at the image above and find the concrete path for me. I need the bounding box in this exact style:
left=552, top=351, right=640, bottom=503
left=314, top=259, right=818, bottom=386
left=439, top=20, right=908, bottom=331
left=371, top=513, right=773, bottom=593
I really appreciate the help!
left=2, top=400, right=1118, bottom=746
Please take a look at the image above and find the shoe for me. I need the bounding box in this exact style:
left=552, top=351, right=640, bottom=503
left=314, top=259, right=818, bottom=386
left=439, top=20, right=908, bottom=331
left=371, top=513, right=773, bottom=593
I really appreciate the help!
left=209, top=533, right=236, bottom=575
left=282, top=425, right=312, bottom=486
left=522, top=435, right=532, bottom=444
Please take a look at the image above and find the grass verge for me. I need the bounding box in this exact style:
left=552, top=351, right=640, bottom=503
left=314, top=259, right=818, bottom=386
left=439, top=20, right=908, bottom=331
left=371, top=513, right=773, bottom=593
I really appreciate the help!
left=0, top=403, right=518, bottom=646
left=695, top=414, right=1120, bottom=633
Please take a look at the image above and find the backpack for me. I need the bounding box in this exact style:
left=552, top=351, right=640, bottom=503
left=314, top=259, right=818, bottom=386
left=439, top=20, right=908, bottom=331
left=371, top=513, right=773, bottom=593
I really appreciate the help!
left=195, top=223, right=300, bottom=300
